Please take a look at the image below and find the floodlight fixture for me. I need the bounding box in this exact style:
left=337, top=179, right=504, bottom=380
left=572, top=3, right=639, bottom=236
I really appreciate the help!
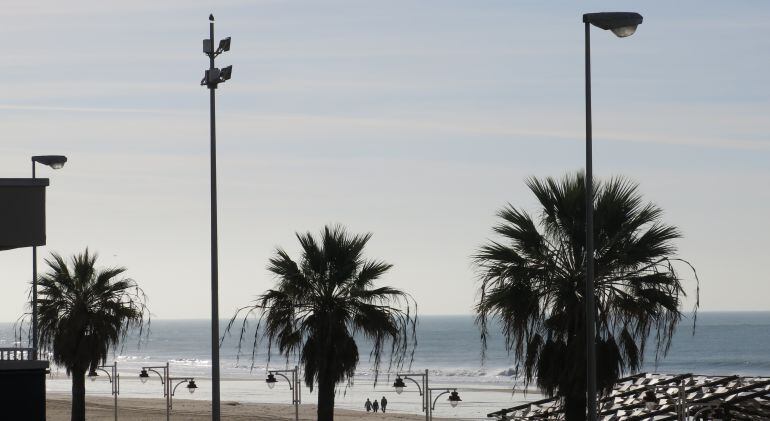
left=583, top=12, right=643, bottom=37
left=220, top=65, right=232, bottom=81
left=217, top=37, right=231, bottom=53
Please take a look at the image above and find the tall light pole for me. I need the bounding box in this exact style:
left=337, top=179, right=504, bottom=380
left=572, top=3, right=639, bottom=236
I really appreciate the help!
left=582, top=12, right=642, bottom=421
left=200, top=14, right=232, bottom=421
left=30, top=154, right=67, bottom=360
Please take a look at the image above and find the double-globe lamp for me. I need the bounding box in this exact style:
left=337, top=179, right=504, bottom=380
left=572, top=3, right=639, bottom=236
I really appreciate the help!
left=139, top=369, right=198, bottom=394
left=393, top=376, right=462, bottom=408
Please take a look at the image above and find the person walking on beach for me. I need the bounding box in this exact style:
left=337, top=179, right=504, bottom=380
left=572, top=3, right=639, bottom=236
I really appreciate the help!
left=381, top=396, right=388, bottom=413
left=372, top=399, right=380, bottom=413
left=365, top=398, right=372, bottom=413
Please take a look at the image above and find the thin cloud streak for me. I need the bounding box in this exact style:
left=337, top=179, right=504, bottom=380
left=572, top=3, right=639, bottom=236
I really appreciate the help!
left=2, top=103, right=768, bottom=152
left=0, top=104, right=196, bottom=115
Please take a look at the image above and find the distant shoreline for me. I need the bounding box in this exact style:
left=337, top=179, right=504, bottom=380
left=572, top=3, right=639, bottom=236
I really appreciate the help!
left=3, top=311, right=770, bottom=324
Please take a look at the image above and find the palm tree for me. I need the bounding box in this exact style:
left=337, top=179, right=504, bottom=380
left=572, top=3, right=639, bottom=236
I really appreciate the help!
left=474, top=172, right=697, bottom=421
left=227, top=225, right=416, bottom=421
left=36, top=249, right=149, bottom=421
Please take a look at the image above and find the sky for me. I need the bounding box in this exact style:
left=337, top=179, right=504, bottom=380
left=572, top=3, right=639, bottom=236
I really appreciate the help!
left=1, top=0, right=769, bottom=320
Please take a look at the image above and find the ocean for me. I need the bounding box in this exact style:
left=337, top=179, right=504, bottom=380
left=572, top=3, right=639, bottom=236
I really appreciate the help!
left=2, top=312, right=769, bottom=420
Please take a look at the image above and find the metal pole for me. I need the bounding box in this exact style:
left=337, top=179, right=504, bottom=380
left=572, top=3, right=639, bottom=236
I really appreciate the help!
left=584, top=21, right=598, bottom=421
left=31, top=161, right=38, bottom=361
left=166, top=363, right=170, bottom=421
left=114, top=377, right=118, bottom=421
left=425, top=369, right=430, bottom=421
left=294, top=366, right=299, bottom=421
left=208, top=16, right=222, bottom=421
left=113, top=363, right=118, bottom=421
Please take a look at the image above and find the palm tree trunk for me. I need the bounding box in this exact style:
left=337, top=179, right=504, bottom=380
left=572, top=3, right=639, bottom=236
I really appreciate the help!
left=564, top=392, right=587, bottom=421
left=316, top=370, right=336, bottom=421
left=71, top=367, right=87, bottom=421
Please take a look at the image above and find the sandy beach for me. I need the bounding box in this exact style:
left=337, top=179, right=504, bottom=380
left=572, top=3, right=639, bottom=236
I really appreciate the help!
left=47, top=394, right=452, bottom=421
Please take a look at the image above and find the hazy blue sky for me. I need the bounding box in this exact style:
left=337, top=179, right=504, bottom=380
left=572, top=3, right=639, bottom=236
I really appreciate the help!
left=1, top=0, right=769, bottom=320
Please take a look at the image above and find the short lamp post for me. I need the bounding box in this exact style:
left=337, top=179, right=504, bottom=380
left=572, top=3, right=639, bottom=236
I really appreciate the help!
left=265, top=366, right=301, bottom=421
left=139, top=362, right=197, bottom=421
left=581, top=11, right=643, bottom=421
left=30, top=154, right=67, bottom=360
left=393, top=369, right=462, bottom=421
left=429, top=388, right=462, bottom=416
left=88, top=361, right=119, bottom=421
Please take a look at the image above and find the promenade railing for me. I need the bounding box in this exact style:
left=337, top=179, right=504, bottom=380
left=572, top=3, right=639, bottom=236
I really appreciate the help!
left=0, top=347, right=35, bottom=361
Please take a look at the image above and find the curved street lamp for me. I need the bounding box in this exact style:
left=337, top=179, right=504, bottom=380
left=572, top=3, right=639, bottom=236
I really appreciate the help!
left=29, top=154, right=68, bottom=361
left=265, top=366, right=300, bottom=421
left=393, top=371, right=428, bottom=421
left=429, top=388, right=462, bottom=411
left=581, top=11, right=643, bottom=421
left=87, top=361, right=119, bottom=421
left=393, top=370, right=461, bottom=421
left=139, top=362, right=196, bottom=421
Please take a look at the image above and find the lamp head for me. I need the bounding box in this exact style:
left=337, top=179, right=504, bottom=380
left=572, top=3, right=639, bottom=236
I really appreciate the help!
left=88, top=369, right=98, bottom=381
left=266, top=373, right=277, bottom=389
left=139, top=369, right=149, bottom=384
left=187, top=380, right=198, bottom=394
left=32, top=155, right=68, bottom=169
left=392, top=377, right=406, bottom=394
left=448, top=390, right=462, bottom=408
left=583, top=12, right=643, bottom=37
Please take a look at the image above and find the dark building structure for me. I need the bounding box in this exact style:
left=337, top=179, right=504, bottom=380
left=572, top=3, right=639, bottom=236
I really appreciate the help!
left=0, top=178, right=51, bottom=421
